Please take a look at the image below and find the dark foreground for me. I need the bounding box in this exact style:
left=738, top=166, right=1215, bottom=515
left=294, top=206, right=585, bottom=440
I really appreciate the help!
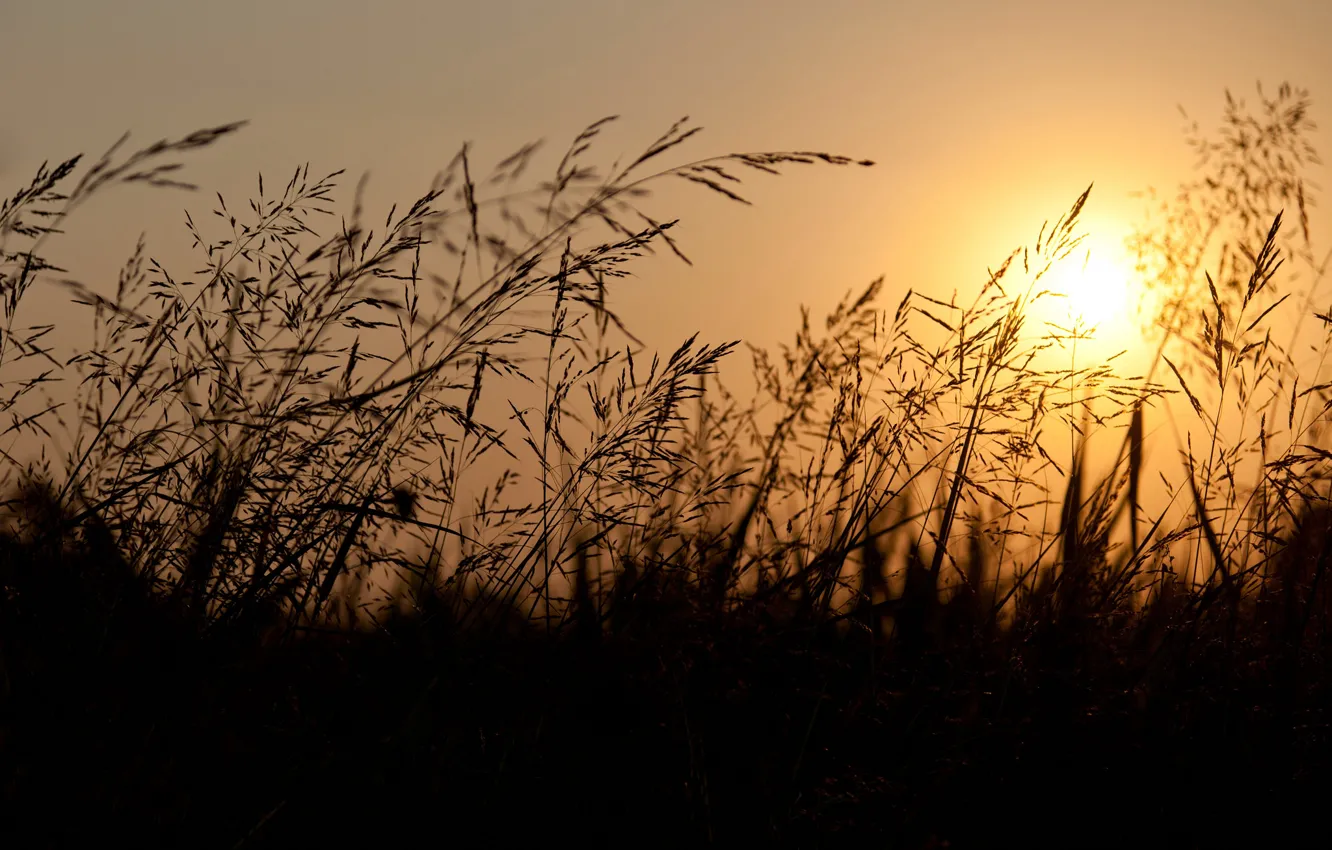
left=4, top=532, right=1331, bottom=850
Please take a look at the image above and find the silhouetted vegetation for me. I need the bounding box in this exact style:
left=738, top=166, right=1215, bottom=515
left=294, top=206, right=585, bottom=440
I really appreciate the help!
left=2, top=84, right=1330, bottom=848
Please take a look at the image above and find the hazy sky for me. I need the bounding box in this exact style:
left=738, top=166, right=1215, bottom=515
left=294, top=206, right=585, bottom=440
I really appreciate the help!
left=4, top=0, right=1331, bottom=366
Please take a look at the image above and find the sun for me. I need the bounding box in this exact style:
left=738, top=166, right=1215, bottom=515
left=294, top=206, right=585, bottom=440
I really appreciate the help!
left=1033, top=241, right=1147, bottom=368
left=1061, top=253, right=1131, bottom=330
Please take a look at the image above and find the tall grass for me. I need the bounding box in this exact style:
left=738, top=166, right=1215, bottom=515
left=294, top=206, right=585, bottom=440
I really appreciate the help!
left=2, top=84, right=1331, bottom=848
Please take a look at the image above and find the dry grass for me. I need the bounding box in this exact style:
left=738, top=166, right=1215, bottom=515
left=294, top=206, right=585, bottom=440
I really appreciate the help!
left=2, top=84, right=1331, bottom=848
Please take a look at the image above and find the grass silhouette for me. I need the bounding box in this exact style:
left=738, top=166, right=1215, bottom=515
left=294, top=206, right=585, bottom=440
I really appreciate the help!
left=2, top=84, right=1331, bottom=848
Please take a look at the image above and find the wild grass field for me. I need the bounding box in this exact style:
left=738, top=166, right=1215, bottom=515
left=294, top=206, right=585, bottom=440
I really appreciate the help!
left=2, top=83, right=1330, bottom=848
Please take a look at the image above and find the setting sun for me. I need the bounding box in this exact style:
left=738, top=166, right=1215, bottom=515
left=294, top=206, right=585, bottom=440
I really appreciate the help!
left=1027, top=231, right=1153, bottom=369
left=1063, top=253, right=1131, bottom=328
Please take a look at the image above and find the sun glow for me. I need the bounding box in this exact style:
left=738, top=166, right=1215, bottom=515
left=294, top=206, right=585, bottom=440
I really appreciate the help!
left=1060, top=253, right=1131, bottom=330
left=1035, top=239, right=1149, bottom=360
left=1026, top=235, right=1152, bottom=372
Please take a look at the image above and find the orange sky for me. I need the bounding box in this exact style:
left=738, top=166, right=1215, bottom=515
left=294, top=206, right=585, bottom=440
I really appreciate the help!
left=3, top=0, right=1332, bottom=472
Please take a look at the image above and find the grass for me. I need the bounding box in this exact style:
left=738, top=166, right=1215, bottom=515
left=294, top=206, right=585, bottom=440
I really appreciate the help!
left=2, top=83, right=1331, bottom=848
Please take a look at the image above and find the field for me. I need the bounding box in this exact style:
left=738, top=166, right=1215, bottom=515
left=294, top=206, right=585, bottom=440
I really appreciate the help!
left=2, top=84, right=1330, bottom=848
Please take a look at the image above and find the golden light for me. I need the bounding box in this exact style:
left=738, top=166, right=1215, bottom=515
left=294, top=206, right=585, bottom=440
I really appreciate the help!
left=1061, top=252, right=1131, bottom=330
left=1030, top=237, right=1150, bottom=372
